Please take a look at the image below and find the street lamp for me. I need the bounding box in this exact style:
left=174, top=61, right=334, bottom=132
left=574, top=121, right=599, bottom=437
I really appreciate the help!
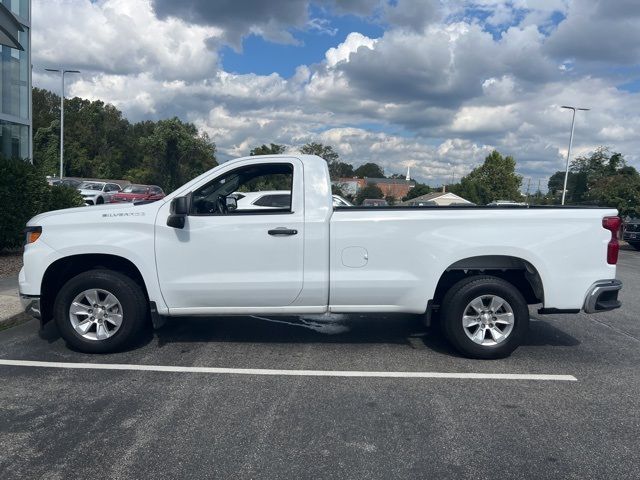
left=560, top=105, right=589, bottom=205
left=45, top=68, right=80, bottom=179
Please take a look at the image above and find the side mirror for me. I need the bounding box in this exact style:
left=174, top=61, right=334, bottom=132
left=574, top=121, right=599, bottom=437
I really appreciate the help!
left=167, top=196, right=189, bottom=229
left=226, top=196, right=237, bottom=212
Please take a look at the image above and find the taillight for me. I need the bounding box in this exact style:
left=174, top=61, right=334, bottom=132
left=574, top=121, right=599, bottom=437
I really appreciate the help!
left=602, top=216, right=621, bottom=265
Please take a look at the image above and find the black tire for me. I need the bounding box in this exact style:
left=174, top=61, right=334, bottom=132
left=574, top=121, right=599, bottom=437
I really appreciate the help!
left=440, top=275, right=529, bottom=359
left=96, top=196, right=104, bottom=205
left=54, top=269, right=148, bottom=353
left=628, top=241, right=640, bottom=251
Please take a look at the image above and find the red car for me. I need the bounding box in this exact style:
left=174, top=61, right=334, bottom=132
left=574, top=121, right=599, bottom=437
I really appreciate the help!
left=110, top=184, right=165, bottom=203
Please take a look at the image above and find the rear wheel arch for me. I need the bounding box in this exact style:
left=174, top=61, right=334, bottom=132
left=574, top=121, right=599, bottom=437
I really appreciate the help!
left=432, top=255, right=544, bottom=308
left=40, top=254, right=150, bottom=325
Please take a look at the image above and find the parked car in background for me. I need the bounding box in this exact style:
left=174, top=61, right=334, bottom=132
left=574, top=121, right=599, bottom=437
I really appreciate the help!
left=110, top=184, right=165, bottom=203
left=48, top=178, right=82, bottom=189
left=487, top=200, right=528, bottom=206
left=232, top=190, right=353, bottom=210
left=362, top=198, right=388, bottom=207
left=332, top=195, right=353, bottom=207
left=233, top=190, right=291, bottom=210
left=77, top=181, right=121, bottom=205
left=623, top=218, right=640, bottom=250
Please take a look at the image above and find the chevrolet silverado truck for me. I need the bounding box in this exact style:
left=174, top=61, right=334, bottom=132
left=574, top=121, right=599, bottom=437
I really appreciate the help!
left=20, top=155, right=623, bottom=358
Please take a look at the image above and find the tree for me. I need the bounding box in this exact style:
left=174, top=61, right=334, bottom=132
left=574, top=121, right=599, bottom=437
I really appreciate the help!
left=300, top=142, right=339, bottom=163
left=31, top=88, right=217, bottom=191
left=130, top=118, right=217, bottom=193
left=328, top=161, right=355, bottom=179
left=548, top=147, right=630, bottom=205
left=250, top=143, right=286, bottom=156
left=32, top=87, right=60, bottom=134
left=454, top=150, right=522, bottom=205
left=354, top=162, right=385, bottom=178
left=356, top=183, right=384, bottom=205
left=300, top=142, right=354, bottom=179
left=403, top=183, right=431, bottom=201
left=33, top=120, right=60, bottom=176
left=587, top=166, right=640, bottom=217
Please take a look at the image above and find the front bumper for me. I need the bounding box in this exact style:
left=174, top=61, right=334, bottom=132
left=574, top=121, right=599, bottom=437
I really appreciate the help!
left=20, top=294, right=41, bottom=319
left=583, top=279, right=622, bottom=313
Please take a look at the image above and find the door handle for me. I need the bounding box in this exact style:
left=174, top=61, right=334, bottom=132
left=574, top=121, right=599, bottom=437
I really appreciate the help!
left=268, top=228, right=298, bottom=236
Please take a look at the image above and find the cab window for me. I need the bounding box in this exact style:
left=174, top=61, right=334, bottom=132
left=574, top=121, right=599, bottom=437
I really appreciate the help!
left=191, top=163, right=293, bottom=215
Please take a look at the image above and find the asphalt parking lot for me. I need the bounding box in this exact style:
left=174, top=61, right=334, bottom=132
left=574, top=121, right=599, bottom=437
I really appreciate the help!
left=1, top=250, right=639, bottom=479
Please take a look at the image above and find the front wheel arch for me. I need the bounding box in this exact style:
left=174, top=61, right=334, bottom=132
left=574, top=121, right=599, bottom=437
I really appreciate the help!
left=40, top=254, right=150, bottom=326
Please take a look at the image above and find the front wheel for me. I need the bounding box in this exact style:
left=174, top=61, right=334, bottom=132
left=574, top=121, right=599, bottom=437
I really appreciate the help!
left=54, top=269, right=148, bottom=353
left=440, top=275, right=529, bottom=359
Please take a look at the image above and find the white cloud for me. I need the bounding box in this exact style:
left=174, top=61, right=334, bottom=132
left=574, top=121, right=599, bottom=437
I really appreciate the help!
left=33, top=0, right=222, bottom=80
left=325, top=32, right=377, bottom=67
left=30, top=0, right=640, bottom=190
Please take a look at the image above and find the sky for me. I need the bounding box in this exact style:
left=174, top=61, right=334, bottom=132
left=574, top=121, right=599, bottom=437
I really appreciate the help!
left=31, top=0, right=640, bottom=188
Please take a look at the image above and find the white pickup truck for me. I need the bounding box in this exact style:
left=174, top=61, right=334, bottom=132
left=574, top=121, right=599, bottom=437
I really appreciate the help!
left=20, top=154, right=622, bottom=358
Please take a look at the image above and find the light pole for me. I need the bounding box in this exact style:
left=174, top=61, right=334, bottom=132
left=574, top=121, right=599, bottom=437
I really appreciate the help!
left=45, top=68, right=80, bottom=179
left=560, top=105, right=589, bottom=205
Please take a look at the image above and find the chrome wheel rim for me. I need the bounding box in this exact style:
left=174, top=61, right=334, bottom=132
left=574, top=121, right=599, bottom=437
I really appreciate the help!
left=462, top=295, right=514, bottom=346
left=69, top=289, right=123, bottom=341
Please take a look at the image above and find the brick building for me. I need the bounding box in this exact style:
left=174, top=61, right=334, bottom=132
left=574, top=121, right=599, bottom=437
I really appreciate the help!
left=332, top=177, right=415, bottom=199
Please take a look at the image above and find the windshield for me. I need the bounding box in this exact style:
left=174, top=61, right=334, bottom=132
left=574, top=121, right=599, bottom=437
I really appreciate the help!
left=79, top=182, right=104, bottom=191
left=122, top=185, right=149, bottom=194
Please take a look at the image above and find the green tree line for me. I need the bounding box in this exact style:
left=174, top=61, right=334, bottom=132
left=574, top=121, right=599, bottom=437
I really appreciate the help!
left=33, top=88, right=217, bottom=193
left=32, top=88, right=640, bottom=213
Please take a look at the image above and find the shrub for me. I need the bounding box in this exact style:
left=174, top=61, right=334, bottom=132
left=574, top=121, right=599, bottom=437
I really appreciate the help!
left=0, top=157, right=83, bottom=250
left=47, top=185, right=84, bottom=212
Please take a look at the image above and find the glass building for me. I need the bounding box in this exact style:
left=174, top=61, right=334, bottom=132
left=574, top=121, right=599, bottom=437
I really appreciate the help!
left=0, top=0, right=30, bottom=160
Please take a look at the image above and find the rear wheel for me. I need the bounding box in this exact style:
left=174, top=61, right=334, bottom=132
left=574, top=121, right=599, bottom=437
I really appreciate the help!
left=440, top=275, right=529, bottom=359
left=54, top=269, right=148, bottom=353
left=96, top=196, right=104, bottom=205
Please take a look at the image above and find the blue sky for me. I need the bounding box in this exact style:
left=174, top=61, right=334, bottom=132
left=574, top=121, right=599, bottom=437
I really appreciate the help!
left=221, top=10, right=385, bottom=77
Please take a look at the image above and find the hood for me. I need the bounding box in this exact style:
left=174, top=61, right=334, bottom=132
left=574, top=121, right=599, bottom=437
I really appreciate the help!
left=27, top=202, right=142, bottom=226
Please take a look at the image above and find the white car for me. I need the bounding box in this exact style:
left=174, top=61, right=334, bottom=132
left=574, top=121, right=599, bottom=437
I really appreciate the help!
left=77, top=181, right=122, bottom=205
left=20, top=155, right=622, bottom=358
left=332, top=195, right=353, bottom=207
left=233, top=190, right=292, bottom=210
left=232, top=191, right=352, bottom=210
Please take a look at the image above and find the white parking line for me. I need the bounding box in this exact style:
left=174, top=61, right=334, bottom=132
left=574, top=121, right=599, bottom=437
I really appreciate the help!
left=0, top=359, right=577, bottom=381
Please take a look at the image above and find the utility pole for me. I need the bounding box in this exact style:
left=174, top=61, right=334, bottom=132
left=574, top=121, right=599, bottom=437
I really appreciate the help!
left=45, top=68, right=81, bottom=179
left=560, top=105, right=590, bottom=205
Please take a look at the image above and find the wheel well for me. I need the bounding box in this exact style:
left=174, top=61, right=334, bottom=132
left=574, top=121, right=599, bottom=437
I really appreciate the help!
left=40, top=254, right=149, bottom=324
left=432, top=256, right=544, bottom=307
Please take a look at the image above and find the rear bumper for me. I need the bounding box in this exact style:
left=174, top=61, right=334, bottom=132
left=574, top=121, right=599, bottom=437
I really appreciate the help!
left=583, top=279, right=622, bottom=313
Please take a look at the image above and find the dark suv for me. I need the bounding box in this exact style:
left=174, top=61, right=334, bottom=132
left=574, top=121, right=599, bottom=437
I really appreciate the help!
left=623, top=218, right=640, bottom=250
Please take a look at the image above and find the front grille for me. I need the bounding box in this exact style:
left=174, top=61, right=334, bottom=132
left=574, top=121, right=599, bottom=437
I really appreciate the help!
left=625, top=223, right=640, bottom=232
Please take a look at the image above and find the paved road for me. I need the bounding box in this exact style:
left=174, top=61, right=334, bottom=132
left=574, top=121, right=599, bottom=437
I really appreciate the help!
left=0, top=250, right=639, bottom=479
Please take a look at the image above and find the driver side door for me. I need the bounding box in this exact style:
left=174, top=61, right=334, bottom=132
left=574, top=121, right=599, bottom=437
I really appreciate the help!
left=154, top=158, right=305, bottom=313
